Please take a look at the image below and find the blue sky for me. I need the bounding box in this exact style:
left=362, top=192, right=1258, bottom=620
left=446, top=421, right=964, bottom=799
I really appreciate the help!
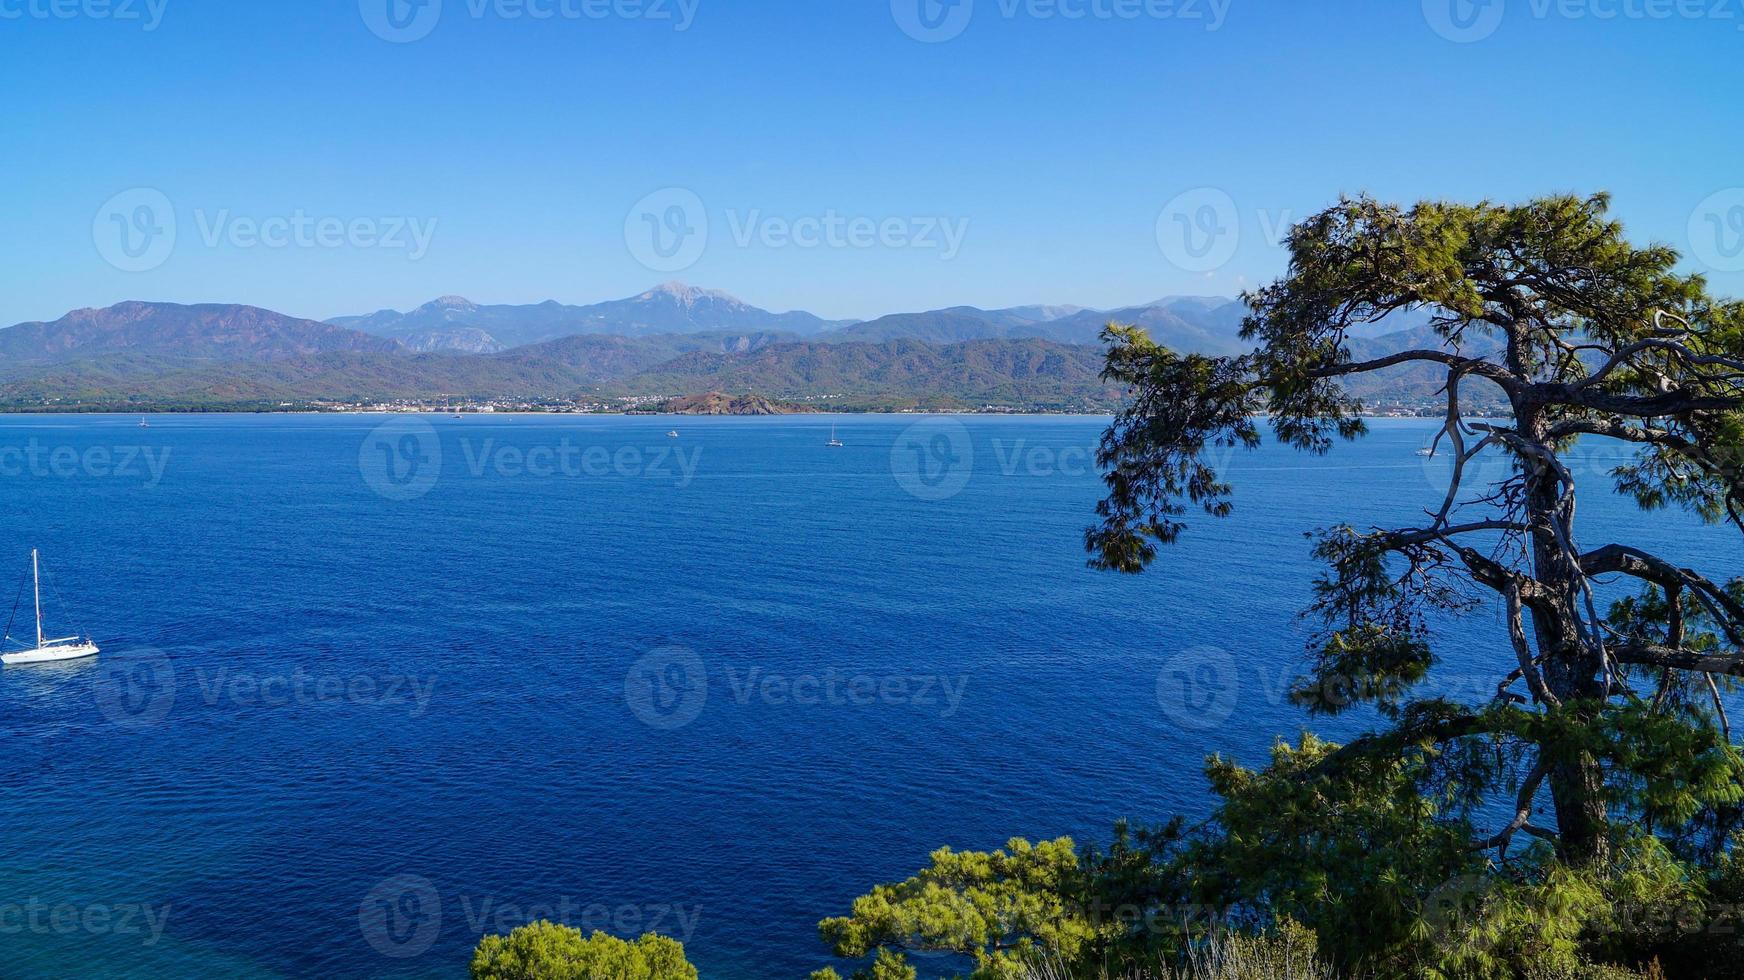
left=2, top=0, right=1741, bottom=325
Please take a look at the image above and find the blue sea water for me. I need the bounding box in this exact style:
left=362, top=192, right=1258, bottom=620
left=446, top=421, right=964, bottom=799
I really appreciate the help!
left=0, top=414, right=1734, bottom=979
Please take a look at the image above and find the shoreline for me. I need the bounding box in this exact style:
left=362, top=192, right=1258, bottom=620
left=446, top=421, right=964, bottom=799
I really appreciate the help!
left=0, top=409, right=1476, bottom=421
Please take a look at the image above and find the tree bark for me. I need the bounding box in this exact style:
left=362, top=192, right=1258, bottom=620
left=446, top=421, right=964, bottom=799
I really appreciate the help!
left=1521, top=408, right=1612, bottom=866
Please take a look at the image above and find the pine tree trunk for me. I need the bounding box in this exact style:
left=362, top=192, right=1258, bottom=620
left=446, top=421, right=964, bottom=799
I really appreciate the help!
left=1522, top=413, right=1612, bottom=867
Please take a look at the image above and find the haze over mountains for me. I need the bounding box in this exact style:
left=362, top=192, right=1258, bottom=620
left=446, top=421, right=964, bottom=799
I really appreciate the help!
left=316, top=282, right=1256, bottom=355
left=0, top=283, right=1455, bottom=411
left=327, top=283, right=855, bottom=353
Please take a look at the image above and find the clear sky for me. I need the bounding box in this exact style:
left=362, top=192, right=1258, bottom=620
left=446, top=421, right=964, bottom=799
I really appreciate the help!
left=3, top=0, right=1741, bottom=325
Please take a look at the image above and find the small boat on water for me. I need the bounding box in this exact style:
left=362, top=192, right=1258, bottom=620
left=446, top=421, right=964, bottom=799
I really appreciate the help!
left=826, top=424, right=844, bottom=448
left=668, top=430, right=680, bottom=438
left=1416, top=447, right=1436, bottom=457
left=138, top=417, right=150, bottom=428
left=1, top=551, right=100, bottom=666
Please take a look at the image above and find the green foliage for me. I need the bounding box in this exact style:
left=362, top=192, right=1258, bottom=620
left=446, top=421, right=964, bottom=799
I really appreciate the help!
left=468, top=922, right=697, bottom=980
left=824, top=193, right=1744, bottom=980
left=1192, top=734, right=1483, bottom=973
left=1088, top=327, right=1263, bottom=569
left=833, top=192, right=1744, bottom=980
left=817, top=837, right=1113, bottom=979
left=1023, top=919, right=1335, bottom=980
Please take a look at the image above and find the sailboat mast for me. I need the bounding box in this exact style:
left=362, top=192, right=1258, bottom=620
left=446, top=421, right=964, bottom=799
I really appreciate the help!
left=32, top=549, right=43, bottom=649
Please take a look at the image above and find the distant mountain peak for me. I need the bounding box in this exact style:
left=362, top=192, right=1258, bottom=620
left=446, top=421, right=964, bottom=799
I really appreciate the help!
left=0, top=300, right=400, bottom=363
left=427, top=295, right=477, bottom=310
left=643, top=282, right=742, bottom=307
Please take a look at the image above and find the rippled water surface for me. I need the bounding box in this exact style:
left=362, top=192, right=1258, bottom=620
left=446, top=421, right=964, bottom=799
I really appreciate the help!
left=0, top=414, right=1732, bottom=978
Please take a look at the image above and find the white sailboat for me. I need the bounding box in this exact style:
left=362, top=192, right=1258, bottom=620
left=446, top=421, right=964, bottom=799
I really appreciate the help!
left=1, top=551, right=100, bottom=666
left=826, top=424, right=844, bottom=448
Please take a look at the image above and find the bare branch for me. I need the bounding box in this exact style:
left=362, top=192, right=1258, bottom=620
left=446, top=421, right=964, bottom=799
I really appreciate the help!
left=1613, top=643, right=1744, bottom=678
left=1472, top=753, right=1554, bottom=852
left=1301, top=349, right=1523, bottom=393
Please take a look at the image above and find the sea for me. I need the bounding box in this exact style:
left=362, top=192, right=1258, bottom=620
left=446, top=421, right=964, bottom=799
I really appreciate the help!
left=0, top=414, right=1734, bottom=979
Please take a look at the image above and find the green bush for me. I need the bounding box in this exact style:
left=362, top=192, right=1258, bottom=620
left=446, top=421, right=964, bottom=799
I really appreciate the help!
left=469, top=921, right=697, bottom=980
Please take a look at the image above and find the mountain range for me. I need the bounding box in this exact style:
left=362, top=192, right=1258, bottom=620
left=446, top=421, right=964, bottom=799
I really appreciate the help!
left=326, top=284, right=854, bottom=353
left=0, top=284, right=1471, bottom=412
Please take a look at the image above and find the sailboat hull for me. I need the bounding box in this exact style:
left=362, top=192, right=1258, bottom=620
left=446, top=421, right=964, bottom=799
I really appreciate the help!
left=2, top=642, right=100, bottom=665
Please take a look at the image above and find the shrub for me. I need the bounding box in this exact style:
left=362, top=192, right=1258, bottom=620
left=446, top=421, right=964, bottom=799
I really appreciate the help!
left=469, top=921, right=697, bottom=980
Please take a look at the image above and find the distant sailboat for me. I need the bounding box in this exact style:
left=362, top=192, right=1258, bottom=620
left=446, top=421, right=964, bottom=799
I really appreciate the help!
left=1, top=551, right=100, bottom=666
left=668, top=430, right=680, bottom=438
left=138, top=417, right=150, bottom=428
left=826, top=424, right=844, bottom=448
